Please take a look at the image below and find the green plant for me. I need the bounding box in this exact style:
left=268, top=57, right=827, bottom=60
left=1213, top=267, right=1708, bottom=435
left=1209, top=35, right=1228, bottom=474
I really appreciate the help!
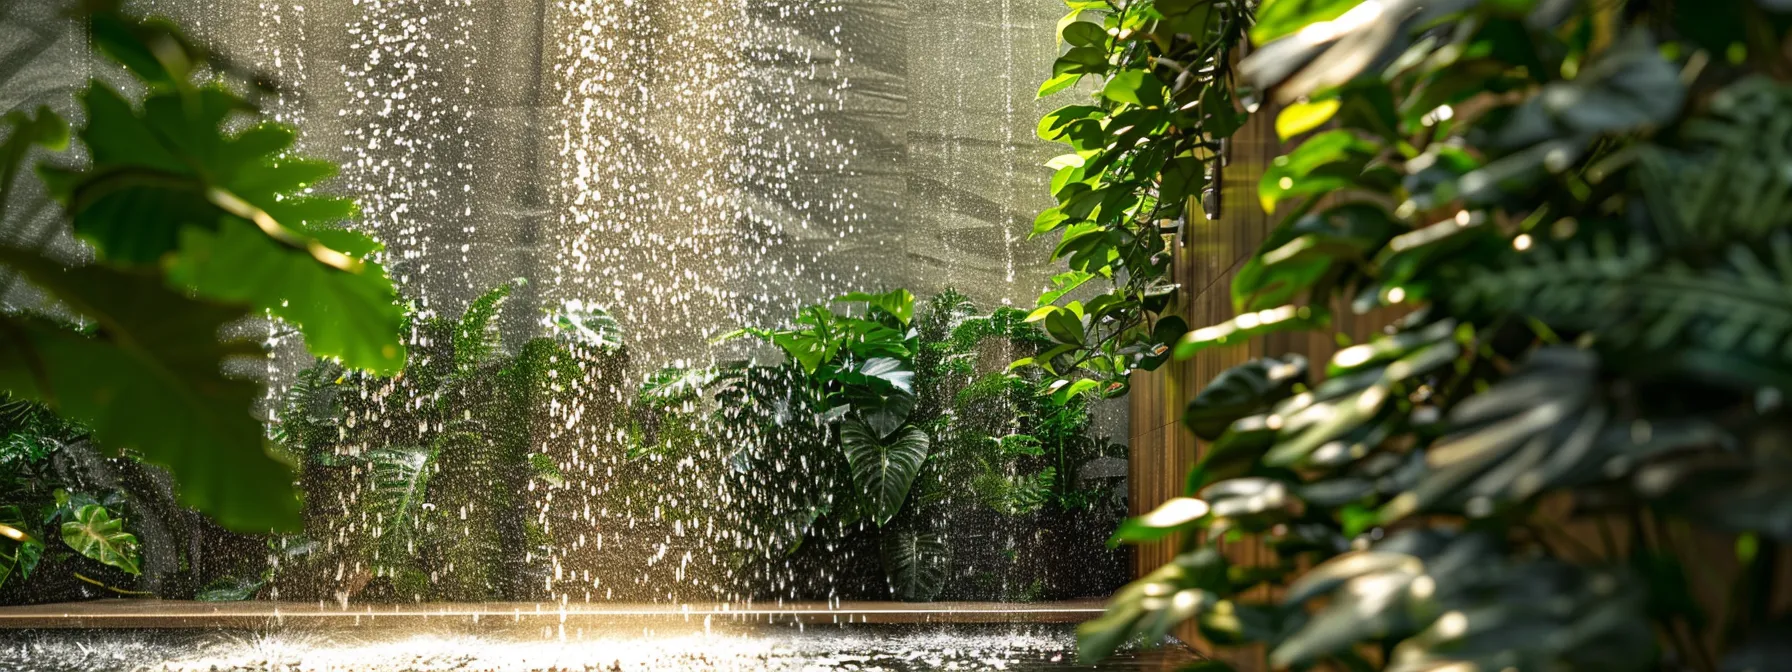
left=720, top=289, right=928, bottom=527
left=1082, top=0, right=1792, bottom=670
left=715, top=289, right=1128, bottom=601
left=0, top=392, right=277, bottom=602
left=0, top=2, right=405, bottom=533
left=274, top=282, right=602, bottom=602
left=1021, top=0, right=1256, bottom=399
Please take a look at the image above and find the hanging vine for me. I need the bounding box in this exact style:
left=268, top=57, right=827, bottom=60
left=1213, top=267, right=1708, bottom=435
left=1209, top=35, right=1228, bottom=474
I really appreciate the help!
left=1020, top=0, right=1256, bottom=400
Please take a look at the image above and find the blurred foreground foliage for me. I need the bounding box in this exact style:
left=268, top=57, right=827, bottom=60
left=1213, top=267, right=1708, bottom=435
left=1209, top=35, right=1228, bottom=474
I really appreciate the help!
left=1069, top=0, right=1792, bottom=670
left=0, top=0, right=406, bottom=599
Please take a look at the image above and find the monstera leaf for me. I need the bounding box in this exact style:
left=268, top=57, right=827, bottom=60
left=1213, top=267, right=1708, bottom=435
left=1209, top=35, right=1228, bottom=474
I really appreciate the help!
left=1183, top=355, right=1309, bottom=440
left=1079, top=547, right=1283, bottom=661
left=1274, top=530, right=1655, bottom=671
left=60, top=504, right=140, bottom=575
left=840, top=420, right=931, bottom=526
left=639, top=366, right=716, bottom=402
left=881, top=530, right=949, bottom=601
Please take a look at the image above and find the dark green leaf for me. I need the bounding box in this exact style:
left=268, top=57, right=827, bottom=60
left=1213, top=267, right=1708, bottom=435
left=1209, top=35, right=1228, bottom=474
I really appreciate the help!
left=1258, top=130, right=1379, bottom=214
left=0, top=248, right=299, bottom=531
left=840, top=420, right=931, bottom=526
left=1184, top=355, right=1309, bottom=440
left=1062, top=21, right=1109, bottom=48
left=881, top=530, right=949, bottom=601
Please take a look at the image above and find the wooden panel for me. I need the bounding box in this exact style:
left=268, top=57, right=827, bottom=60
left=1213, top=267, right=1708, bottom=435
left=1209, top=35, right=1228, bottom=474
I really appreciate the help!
left=1126, top=97, right=1387, bottom=670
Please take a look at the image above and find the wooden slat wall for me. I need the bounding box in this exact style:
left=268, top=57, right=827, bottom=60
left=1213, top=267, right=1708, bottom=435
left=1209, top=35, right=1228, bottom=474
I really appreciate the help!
left=1126, top=100, right=1395, bottom=669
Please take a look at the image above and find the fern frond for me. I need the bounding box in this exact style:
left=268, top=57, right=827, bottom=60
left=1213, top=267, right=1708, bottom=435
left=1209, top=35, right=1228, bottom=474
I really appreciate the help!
left=1636, top=78, right=1792, bottom=245
left=361, top=444, right=436, bottom=570
left=1462, top=231, right=1792, bottom=383
left=453, top=282, right=515, bottom=374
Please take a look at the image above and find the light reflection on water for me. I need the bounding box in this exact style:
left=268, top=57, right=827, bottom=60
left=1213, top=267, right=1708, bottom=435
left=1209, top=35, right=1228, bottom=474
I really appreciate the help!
left=0, top=624, right=1196, bottom=671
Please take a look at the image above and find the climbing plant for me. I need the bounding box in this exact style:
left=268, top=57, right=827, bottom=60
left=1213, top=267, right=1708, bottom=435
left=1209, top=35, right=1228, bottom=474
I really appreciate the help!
left=1081, top=0, right=1792, bottom=670
left=0, top=1, right=406, bottom=534
left=1022, top=0, right=1256, bottom=399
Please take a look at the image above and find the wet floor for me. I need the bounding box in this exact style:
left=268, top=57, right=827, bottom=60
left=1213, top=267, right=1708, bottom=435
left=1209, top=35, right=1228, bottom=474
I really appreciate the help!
left=0, top=624, right=1200, bottom=671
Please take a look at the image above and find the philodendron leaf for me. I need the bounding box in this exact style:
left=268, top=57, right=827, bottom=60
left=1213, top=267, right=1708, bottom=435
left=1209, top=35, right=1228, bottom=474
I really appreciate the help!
left=853, top=356, right=915, bottom=394
left=61, top=504, right=140, bottom=575
left=835, top=289, right=915, bottom=325
left=0, top=247, right=299, bottom=532
left=840, top=420, right=931, bottom=526
left=881, top=530, right=949, bottom=601
left=851, top=390, right=915, bottom=439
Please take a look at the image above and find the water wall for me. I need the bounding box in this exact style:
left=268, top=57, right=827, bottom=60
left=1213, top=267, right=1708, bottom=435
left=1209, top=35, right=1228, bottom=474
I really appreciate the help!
left=148, top=0, right=1068, bottom=359
left=0, top=0, right=1130, bottom=607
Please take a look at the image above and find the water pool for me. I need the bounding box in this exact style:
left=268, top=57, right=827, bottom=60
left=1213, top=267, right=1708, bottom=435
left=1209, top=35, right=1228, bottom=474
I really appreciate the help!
left=0, top=624, right=1199, bottom=671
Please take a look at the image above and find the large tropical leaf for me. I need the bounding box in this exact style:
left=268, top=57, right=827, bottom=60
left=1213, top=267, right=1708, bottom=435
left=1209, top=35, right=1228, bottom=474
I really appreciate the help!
left=1183, top=355, right=1309, bottom=440
left=840, top=419, right=930, bottom=526
left=639, top=366, right=716, bottom=402
left=60, top=504, right=140, bottom=575
left=39, top=24, right=405, bottom=374
left=1078, top=547, right=1281, bottom=661
left=835, top=289, right=915, bottom=325
left=880, top=530, right=948, bottom=601
left=1273, top=530, right=1655, bottom=671
left=1382, top=347, right=1724, bottom=523
left=0, top=247, right=299, bottom=531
